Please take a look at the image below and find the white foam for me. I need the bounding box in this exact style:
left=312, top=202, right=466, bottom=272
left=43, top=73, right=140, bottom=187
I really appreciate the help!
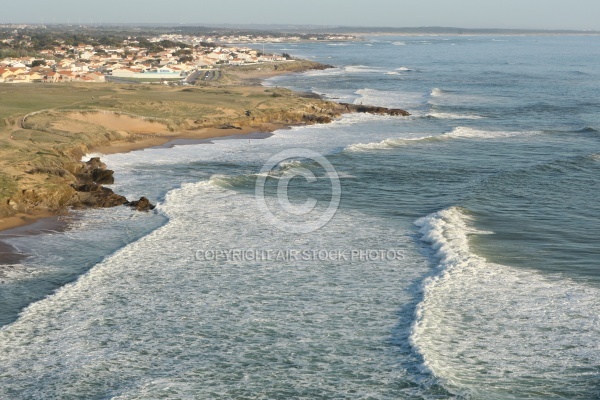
left=446, top=126, right=539, bottom=139
left=354, top=88, right=426, bottom=109
left=302, top=67, right=345, bottom=77
left=411, top=207, right=600, bottom=397
left=392, top=41, right=407, bottom=46
left=430, top=88, right=445, bottom=97
left=345, top=139, right=403, bottom=152
left=302, top=65, right=383, bottom=77
left=0, top=176, right=429, bottom=398
left=277, top=159, right=304, bottom=170
left=81, top=152, right=105, bottom=161
left=344, top=65, right=383, bottom=73
left=427, top=112, right=484, bottom=120
left=427, top=89, right=503, bottom=107
left=343, top=126, right=536, bottom=153
left=397, top=66, right=414, bottom=72
left=345, top=135, right=437, bottom=152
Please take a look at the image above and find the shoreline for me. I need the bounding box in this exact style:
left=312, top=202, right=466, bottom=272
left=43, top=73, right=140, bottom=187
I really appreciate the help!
left=0, top=64, right=317, bottom=259
left=0, top=61, right=320, bottom=236
left=0, top=124, right=286, bottom=261
left=0, top=213, right=73, bottom=265
left=0, top=60, right=408, bottom=263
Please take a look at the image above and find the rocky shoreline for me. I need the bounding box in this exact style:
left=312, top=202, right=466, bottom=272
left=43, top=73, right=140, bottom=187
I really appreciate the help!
left=69, top=157, right=155, bottom=211
left=0, top=61, right=409, bottom=230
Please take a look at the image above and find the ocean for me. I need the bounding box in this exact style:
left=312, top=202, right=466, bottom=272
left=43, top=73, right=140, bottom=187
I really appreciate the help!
left=1, top=35, right=599, bottom=399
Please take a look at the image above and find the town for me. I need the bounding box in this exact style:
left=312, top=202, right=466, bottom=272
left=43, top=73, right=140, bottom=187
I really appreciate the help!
left=0, top=27, right=356, bottom=84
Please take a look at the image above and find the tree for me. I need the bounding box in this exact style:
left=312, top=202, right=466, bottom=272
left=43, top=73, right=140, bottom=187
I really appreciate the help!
left=31, top=60, right=46, bottom=67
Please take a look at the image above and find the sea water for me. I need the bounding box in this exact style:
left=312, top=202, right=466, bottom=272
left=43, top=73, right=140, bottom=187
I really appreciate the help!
left=1, top=35, right=599, bottom=399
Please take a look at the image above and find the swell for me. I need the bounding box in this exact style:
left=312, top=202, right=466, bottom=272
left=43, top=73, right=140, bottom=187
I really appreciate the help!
left=343, top=127, right=542, bottom=153
left=409, top=207, right=600, bottom=398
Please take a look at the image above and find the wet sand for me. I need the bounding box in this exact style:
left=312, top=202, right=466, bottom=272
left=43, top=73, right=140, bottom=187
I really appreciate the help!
left=0, top=214, right=73, bottom=265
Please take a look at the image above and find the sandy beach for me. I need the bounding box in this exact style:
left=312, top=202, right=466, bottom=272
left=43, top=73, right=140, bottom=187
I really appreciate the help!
left=0, top=213, right=72, bottom=264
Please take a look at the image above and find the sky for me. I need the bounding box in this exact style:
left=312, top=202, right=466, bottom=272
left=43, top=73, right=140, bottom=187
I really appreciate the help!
left=2, top=0, right=599, bottom=31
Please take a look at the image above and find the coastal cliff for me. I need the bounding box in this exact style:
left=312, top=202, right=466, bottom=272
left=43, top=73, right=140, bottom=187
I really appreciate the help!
left=0, top=61, right=409, bottom=228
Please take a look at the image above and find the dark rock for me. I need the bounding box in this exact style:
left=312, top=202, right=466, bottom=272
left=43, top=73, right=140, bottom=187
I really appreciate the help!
left=91, top=169, right=115, bottom=184
left=217, top=124, right=242, bottom=130
left=75, top=157, right=115, bottom=184
left=71, top=183, right=101, bottom=192
left=340, top=103, right=410, bottom=116
left=303, top=114, right=333, bottom=124
left=312, top=64, right=335, bottom=71
left=125, top=197, right=155, bottom=212
left=75, top=187, right=128, bottom=208
left=84, top=157, right=107, bottom=171
left=95, top=188, right=128, bottom=208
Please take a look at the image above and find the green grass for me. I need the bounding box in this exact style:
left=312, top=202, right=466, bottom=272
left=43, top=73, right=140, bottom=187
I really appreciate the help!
left=0, top=84, right=119, bottom=121
left=0, top=172, right=17, bottom=199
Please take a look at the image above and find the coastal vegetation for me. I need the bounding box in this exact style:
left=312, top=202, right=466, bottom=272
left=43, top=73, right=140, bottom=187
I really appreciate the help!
left=0, top=60, right=408, bottom=227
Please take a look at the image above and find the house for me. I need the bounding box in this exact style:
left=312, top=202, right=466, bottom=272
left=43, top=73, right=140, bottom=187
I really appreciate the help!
left=42, top=71, right=60, bottom=83
left=84, top=72, right=105, bottom=82
left=24, top=71, right=43, bottom=82
left=8, top=67, right=27, bottom=76
left=111, top=68, right=139, bottom=78
left=0, top=68, right=15, bottom=79
left=56, top=71, right=76, bottom=82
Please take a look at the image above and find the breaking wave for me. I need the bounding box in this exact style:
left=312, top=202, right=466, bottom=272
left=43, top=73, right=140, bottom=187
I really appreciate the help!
left=445, top=126, right=540, bottom=139
left=426, top=112, right=484, bottom=120
left=430, top=88, right=447, bottom=97
left=344, top=136, right=438, bottom=152
left=410, top=207, right=600, bottom=398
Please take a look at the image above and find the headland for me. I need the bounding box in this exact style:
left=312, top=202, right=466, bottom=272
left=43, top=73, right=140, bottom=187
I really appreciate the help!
left=0, top=60, right=408, bottom=236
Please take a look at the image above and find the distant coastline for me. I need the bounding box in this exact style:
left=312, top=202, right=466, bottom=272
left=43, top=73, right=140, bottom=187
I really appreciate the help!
left=0, top=60, right=408, bottom=237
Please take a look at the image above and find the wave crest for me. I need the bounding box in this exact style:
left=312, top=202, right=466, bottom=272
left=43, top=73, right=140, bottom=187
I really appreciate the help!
left=427, top=112, right=484, bottom=120
left=410, top=207, right=600, bottom=397
left=345, top=136, right=437, bottom=152
left=446, top=126, right=539, bottom=139
left=430, top=88, right=446, bottom=97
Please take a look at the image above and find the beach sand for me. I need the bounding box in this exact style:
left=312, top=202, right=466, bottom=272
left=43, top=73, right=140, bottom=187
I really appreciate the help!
left=92, top=123, right=284, bottom=155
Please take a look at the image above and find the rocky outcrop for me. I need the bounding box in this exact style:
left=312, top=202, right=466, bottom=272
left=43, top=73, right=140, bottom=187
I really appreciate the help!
left=302, top=114, right=334, bottom=124
left=340, top=103, right=410, bottom=116
left=217, top=124, right=242, bottom=130
left=125, top=197, right=155, bottom=212
left=71, top=185, right=128, bottom=208
left=76, top=157, right=115, bottom=185
left=68, top=157, right=154, bottom=211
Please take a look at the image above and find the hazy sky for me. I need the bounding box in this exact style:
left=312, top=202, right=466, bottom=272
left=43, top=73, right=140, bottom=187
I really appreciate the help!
left=3, top=0, right=599, bottom=30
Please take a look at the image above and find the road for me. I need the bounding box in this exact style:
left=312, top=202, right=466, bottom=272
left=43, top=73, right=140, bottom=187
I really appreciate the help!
left=186, top=69, right=220, bottom=84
